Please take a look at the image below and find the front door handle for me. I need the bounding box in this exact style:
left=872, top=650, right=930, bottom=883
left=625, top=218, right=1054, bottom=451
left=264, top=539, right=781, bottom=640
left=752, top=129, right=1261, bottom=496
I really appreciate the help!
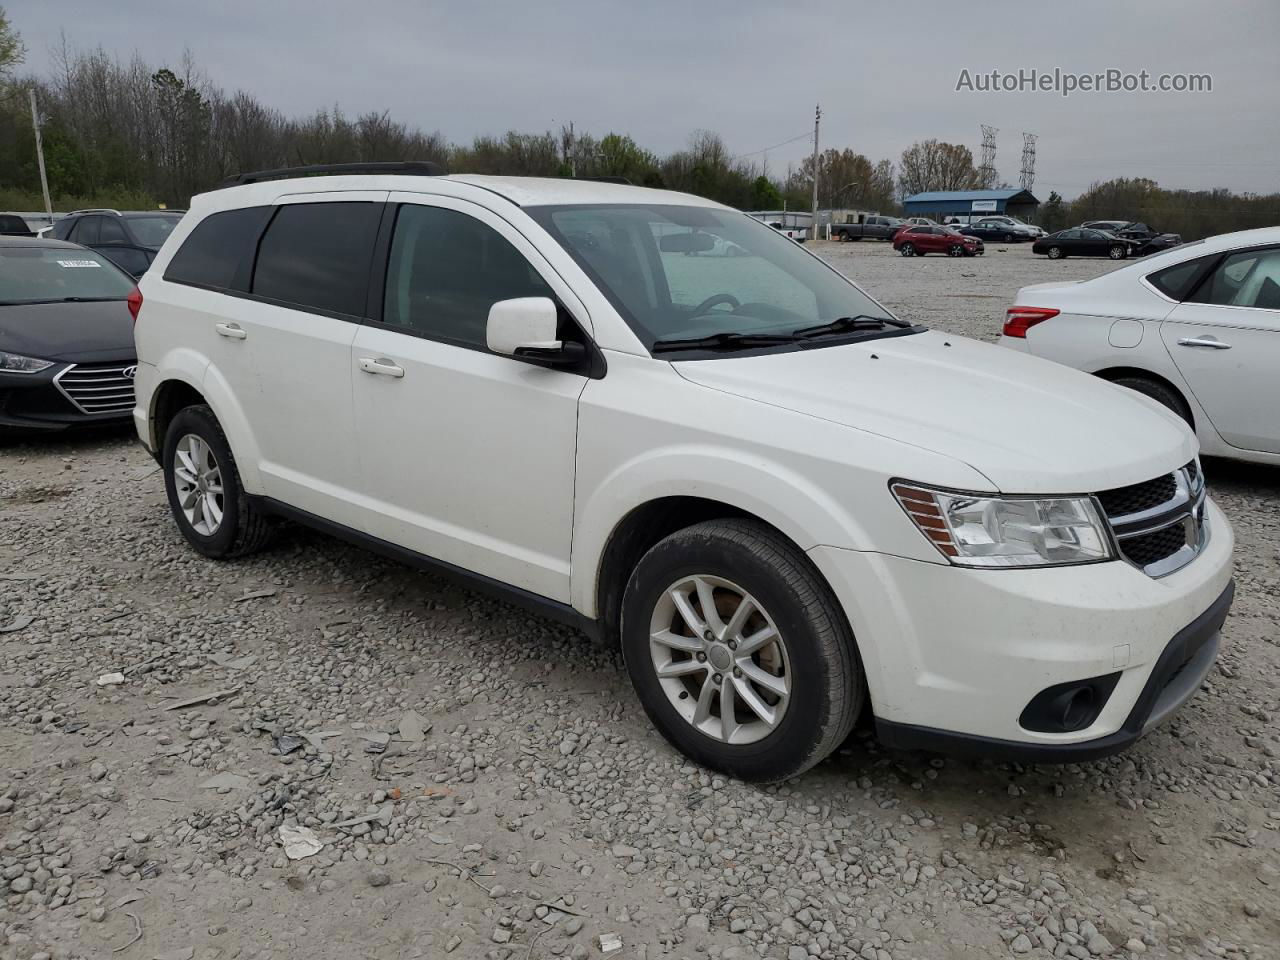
left=358, top=357, right=405, bottom=378
left=1177, top=336, right=1231, bottom=350
left=215, top=322, right=247, bottom=340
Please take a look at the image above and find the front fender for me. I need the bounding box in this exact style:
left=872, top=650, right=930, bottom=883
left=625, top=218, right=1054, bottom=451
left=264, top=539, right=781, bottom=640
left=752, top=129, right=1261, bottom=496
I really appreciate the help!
left=570, top=444, right=887, bottom=618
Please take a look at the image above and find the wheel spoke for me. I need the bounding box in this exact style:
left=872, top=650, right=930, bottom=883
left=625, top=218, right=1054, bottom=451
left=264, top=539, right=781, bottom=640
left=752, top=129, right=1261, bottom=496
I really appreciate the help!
left=669, top=588, right=706, bottom=637
left=191, top=494, right=205, bottom=531
left=735, top=623, right=778, bottom=657
left=738, top=659, right=788, bottom=698
left=693, top=577, right=724, bottom=634
left=176, top=448, right=197, bottom=476
left=174, top=466, right=198, bottom=487
left=179, top=487, right=199, bottom=509
left=732, top=674, right=778, bottom=727
left=204, top=482, right=223, bottom=496
left=723, top=595, right=756, bottom=640
left=719, top=675, right=739, bottom=742
left=651, top=628, right=702, bottom=654
left=204, top=495, right=224, bottom=528
left=691, top=673, right=716, bottom=726
left=655, top=658, right=706, bottom=679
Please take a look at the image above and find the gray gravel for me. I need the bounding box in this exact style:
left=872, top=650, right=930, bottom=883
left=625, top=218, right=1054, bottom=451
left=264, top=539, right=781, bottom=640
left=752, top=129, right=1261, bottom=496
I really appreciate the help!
left=1, top=242, right=1277, bottom=959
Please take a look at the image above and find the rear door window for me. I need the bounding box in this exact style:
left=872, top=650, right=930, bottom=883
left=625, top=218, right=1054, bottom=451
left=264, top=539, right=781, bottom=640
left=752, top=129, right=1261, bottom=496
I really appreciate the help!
left=97, top=217, right=128, bottom=243
left=165, top=206, right=271, bottom=291
left=70, top=217, right=100, bottom=245
left=1193, top=248, right=1280, bottom=310
left=252, top=202, right=382, bottom=317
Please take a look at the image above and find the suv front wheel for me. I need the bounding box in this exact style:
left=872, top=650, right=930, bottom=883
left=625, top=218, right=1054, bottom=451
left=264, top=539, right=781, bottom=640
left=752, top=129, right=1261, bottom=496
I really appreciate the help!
left=620, top=519, right=862, bottom=782
left=163, top=404, right=273, bottom=559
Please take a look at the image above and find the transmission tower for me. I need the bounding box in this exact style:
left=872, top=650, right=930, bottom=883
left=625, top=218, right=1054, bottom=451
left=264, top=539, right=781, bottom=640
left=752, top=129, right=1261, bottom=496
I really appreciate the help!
left=1020, top=133, right=1038, bottom=192
left=978, top=124, right=998, bottom=188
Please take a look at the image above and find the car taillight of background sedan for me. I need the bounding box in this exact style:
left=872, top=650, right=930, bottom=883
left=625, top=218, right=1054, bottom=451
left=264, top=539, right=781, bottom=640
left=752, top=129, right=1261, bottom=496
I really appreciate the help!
left=1003, top=306, right=1060, bottom=338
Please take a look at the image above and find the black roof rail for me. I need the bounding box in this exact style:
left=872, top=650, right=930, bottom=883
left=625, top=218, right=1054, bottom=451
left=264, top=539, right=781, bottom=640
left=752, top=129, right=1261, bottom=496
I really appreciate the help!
left=572, top=175, right=632, bottom=185
left=219, top=160, right=448, bottom=188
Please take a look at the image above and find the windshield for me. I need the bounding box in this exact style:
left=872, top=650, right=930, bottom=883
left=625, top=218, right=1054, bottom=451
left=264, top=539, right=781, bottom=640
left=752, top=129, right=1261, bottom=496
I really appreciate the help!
left=128, top=215, right=181, bottom=247
left=0, top=247, right=135, bottom=304
left=528, top=203, right=897, bottom=349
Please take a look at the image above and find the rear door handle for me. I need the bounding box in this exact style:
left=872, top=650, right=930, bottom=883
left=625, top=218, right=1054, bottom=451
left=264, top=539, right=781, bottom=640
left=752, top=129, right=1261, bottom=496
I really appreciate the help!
left=215, top=322, right=247, bottom=340
left=358, top=357, right=405, bottom=378
left=1177, top=336, right=1231, bottom=350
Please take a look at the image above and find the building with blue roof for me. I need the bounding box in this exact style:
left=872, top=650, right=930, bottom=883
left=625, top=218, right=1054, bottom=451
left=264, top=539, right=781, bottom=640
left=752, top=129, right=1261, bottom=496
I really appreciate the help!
left=902, top=188, right=1040, bottom=222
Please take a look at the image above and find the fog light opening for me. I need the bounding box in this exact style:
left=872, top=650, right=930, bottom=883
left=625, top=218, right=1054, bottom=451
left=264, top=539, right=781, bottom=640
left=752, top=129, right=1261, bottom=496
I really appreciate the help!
left=1020, top=672, right=1120, bottom=734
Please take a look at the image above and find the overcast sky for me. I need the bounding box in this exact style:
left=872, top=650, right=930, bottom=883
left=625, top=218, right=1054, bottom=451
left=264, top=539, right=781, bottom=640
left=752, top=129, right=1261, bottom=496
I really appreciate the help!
left=9, top=0, right=1279, bottom=198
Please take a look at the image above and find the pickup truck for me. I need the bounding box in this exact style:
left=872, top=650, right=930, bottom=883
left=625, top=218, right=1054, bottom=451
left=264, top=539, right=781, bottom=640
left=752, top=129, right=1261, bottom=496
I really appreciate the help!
left=830, top=215, right=906, bottom=241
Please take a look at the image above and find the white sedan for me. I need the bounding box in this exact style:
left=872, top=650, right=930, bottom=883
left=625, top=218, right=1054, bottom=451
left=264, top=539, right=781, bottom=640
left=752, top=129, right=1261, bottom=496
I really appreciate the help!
left=1001, top=227, right=1280, bottom=466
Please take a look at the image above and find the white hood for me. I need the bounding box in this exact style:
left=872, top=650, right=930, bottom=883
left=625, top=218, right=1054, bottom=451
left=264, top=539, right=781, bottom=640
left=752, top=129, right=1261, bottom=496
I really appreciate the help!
left=673, top=330, right=1197, bottom=493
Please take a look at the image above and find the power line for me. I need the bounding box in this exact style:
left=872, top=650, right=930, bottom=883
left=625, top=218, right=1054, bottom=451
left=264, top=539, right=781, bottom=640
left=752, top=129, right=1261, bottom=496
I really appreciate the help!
left=729, top=130, right=813, bottom=162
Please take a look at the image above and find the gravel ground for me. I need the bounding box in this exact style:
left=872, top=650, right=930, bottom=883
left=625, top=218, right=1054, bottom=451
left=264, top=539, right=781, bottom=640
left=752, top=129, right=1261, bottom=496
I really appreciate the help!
left=1, top=241, right=1277, bottom=960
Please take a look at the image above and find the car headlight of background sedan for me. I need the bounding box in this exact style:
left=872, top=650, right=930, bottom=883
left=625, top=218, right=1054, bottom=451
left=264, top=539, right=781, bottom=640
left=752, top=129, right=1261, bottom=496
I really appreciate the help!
left=0, top=351, right=55, bottom=374
left=892, top=482, right=1113, bottom=567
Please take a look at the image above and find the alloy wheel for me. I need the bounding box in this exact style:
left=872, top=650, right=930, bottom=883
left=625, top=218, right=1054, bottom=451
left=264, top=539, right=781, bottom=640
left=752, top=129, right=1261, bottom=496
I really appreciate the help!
left=648, top=575, right=791, bottom=745
left=173, top=433, right=225, bottom=536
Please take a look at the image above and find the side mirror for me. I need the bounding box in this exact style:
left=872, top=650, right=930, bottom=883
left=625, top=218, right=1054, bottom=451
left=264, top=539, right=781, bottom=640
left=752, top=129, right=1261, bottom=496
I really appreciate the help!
left=486, top=297, right=585, bottom=368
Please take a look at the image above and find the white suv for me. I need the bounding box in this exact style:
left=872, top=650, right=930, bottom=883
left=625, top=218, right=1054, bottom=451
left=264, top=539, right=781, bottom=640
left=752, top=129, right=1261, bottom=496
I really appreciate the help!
left=131, top=163, right=1234, bottom=781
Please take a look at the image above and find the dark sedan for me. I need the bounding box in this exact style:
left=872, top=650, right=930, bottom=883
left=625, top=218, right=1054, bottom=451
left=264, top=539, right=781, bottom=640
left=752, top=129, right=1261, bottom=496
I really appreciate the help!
left=1081, top=220, right=1183, bottom=256
left=0, top=237, right=138, bottom=434
left=1031, top=228, right=1136, bottom=260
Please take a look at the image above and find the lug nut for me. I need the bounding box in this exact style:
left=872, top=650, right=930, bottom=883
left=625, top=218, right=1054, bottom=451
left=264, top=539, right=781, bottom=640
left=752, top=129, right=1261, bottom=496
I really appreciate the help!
left=733, top=667, right=742, bottom=678
left=712, top=674, right=723, bottom=684
left=727, top=640, right=737, bottom=650
left=703, top=631, right=714, bottom=642
left=696, top=652, right=707, bottom=662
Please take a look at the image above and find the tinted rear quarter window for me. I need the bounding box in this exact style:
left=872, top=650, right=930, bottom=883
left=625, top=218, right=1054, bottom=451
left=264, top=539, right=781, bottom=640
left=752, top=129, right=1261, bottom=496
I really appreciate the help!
left=252, top=203, right=381, bottom=317
left=1147, top=257, right=1209, bottom=301
left=165, top=206, right=271, bottom=290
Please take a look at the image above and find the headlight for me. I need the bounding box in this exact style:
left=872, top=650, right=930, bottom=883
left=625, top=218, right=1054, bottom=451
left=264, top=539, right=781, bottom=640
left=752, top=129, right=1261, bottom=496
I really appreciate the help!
left=0, top=351, right=54, bottom=374
left=892, top=482, right=1114, bottom=568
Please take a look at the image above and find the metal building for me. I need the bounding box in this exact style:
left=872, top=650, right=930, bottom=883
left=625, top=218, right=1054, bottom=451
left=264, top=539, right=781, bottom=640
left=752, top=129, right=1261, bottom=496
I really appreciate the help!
left=902, top=188, right=1040, bottom=223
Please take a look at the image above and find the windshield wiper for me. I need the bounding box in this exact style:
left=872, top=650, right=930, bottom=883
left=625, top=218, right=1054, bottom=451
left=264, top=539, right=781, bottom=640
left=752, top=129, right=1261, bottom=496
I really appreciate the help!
left=792, top=315, right=912, bottom=340
left=651, top=331, right=799, bottom=354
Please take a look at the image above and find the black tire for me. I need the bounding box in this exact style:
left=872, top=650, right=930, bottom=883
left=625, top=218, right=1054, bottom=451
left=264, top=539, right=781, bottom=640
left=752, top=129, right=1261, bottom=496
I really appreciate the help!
left=162, top=404, right=273, bottom=559
left=1109, top=244, right=1127, bottom=260
left=1004, top=233, right=1016, bottom=243
left=948, top=244, right=964, bottom=257
left=620, top=519, right=862, bottom=782
left=900, top=243, right=915, bottom=257
left=1110, top=376, right=1193, bottom=425
left=1047, top=246, right=1064, bottom=259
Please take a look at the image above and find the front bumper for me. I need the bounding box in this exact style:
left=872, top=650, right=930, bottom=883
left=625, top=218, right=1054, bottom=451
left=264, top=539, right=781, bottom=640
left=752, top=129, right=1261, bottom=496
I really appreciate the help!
left=875, top=579, right=1232, bottom=762
left=0, top=364, right=134, bottom=433
left=807, top=496, right=1235, bottom=757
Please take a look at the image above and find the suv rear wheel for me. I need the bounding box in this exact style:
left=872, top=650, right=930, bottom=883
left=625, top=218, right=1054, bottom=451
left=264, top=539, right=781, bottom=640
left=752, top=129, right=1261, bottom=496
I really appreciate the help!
left=620, top=519, right=862, bottom=782
left=163, top=404, right=273, bottom=559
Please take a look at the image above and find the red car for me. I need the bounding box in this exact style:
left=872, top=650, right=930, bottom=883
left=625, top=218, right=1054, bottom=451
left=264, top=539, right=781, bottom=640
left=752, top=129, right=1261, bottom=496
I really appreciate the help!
left=892, top=225, right=984, bottom=258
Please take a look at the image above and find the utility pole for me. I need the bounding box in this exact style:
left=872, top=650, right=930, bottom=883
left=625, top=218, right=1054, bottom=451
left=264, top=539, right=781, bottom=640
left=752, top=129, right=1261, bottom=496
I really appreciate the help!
left=30, top=90, right=53, bottom=220
left=809, top=104, right=821, bottom=241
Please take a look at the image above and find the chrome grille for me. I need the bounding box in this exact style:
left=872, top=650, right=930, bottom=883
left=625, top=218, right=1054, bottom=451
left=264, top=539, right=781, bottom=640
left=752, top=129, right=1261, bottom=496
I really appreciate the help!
left=54, top=362, right=136, bottom=415
left=1098, top=461, right=1207, bottom=578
